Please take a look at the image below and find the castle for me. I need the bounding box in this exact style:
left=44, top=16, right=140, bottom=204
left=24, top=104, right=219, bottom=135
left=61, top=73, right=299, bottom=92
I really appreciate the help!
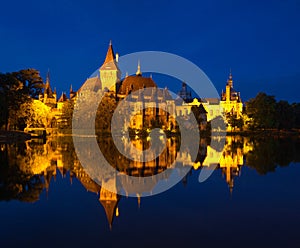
left=27, top=41, right=243, bottom=133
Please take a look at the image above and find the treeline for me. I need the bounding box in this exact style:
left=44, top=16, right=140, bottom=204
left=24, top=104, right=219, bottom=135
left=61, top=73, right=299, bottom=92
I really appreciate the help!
left=1, top=69, right=300, bottom=133
left=244, top=92, right=300, bottom=130
left=246, top=136, right=300, bottom=174
left=0, top=69, right=43, bottom=130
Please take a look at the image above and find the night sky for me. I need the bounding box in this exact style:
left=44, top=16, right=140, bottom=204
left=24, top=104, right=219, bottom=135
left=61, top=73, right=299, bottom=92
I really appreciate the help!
left=1, top=0, right=299, bottom=102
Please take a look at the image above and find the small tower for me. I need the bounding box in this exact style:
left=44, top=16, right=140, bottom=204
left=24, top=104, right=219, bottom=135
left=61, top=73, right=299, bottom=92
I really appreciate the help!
left=44, top=70, right=52, bottom=99
left=178, top=82, right=192, bottom=101
left=99, top=40, right=121, bottom=92
left=70, top=84, right=76, bottom=99
left=57, top=92, right=68, bottom=111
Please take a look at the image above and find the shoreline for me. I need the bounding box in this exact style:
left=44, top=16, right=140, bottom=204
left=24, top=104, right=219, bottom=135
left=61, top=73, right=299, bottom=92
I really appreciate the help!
left=226, top=129, right=300, bottom=138
left=1, top=128, right=300, bottom=143
left=0, top=130, right=31, bottom=143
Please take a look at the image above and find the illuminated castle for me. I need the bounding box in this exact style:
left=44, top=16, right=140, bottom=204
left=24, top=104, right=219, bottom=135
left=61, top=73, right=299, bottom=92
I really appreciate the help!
left=220, top=71, right=243, bottom=118
left=29, top=41, right=243, bottom=133
left=31, top=41, right=180, bottom=132
left=72, top=41, right=178, bottom=131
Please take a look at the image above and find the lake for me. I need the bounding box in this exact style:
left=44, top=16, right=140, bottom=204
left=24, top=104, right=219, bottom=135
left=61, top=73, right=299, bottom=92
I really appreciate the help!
left=0, top=135, right=300, bottom=248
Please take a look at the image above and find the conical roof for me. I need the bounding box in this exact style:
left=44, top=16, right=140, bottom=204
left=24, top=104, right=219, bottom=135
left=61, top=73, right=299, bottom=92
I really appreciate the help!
left=103, top=40, right=115, bottom=65
left=100, top=41, right=119, bottom=71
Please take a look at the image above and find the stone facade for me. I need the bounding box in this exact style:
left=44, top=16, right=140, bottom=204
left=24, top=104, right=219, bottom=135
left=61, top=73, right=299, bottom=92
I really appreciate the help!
left=29, top=42, right=244, bottom=133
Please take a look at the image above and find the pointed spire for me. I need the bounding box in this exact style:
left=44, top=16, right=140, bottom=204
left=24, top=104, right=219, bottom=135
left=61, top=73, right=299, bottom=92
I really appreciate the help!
left=58, top=92, right=68, bottom=102
left=227, top=69, right=233, bottom=87
left=229, top=68, right=233, bottom=80
left=103, top=40, right=116, bottom=65
left=70, top=84, right=73, bottom=93
left=136, top=60, right=142, bottom=76
left=45, top=69, right=53, bottom=96
left=46, top=69, right=50, bottom=85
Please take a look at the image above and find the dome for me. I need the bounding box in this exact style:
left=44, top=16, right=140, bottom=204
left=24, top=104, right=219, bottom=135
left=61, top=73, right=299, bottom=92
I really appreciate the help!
left=118, top=75, right=157, bottom=95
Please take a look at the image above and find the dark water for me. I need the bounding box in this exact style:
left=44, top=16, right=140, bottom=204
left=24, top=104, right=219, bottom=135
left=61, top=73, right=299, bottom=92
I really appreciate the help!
left=0, top=135, right=300, bottom=248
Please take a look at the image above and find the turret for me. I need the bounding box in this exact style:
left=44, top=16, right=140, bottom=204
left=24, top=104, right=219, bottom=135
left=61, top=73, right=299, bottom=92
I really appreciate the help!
left=99, top=40, right=121, bottom=92
left=42, top=70, right=56, bottom=106
left=70, top=84, right=76, bottom=99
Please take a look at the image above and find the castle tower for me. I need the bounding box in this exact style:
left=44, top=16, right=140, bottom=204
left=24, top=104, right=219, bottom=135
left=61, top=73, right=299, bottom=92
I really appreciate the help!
left=44, top=70, right=52, bottom=99
left=99, top=41, right=121, bottom=92
left=70, top=84, right=76, bottom=99
left=42, top=70, right=57, bottom=107
left=220, top=70, right=243, bottom=123
left=225, top=71, right=233, bottom=101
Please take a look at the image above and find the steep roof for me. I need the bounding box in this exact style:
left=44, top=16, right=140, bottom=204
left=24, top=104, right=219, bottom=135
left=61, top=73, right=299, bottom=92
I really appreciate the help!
left=77, top=76, right=101, bottom=93
left=103, top=41, right=115, bottom=64
left=58, top=92, right=68, bottom=102
left=100, top=41, right=119, bottom=71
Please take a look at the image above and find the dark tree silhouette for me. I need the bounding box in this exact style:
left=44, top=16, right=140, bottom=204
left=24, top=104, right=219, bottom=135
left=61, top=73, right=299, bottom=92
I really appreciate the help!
left=245, top=92, right=278, bottom=130
left=0, top=69, right=43, bottom=130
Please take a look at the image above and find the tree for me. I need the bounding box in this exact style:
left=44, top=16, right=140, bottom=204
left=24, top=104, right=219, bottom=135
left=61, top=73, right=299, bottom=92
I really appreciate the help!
left=95, top=93, right=117, bottom=133
left=0, top=69, right=44, bottom=130
left=245, top=92, right=278, bottom=130
left=226, top=112, right=244, bottom=131
left=13, top=69, right=44, bottom=99
left=276, top=100, right=294, bottom=130
left=292, top=103, right=300, bottom=128
left=20, top=100, right=51, bottom=128
left=0, top=72, right=27, bottom=130
left=59, top=100, right=74, bottom=129
left=190, top=105, right=205, bottom=123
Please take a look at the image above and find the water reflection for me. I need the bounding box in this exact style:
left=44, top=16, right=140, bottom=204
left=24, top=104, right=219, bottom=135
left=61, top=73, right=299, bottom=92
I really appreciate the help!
left=0, top=135, right=299, bottom=228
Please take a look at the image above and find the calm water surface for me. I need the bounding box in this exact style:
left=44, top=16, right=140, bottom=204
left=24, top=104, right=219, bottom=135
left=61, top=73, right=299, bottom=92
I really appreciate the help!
left=0, top=135, right=300, bottom=248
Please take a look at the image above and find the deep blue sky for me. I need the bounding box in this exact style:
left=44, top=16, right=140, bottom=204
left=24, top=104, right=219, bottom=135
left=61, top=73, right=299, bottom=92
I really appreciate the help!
left=0, top=0, right=299, bottom=102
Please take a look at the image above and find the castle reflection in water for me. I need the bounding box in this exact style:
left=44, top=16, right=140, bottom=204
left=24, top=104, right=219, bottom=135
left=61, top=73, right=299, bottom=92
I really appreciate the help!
left=0, top=135, right=259, bottom=228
